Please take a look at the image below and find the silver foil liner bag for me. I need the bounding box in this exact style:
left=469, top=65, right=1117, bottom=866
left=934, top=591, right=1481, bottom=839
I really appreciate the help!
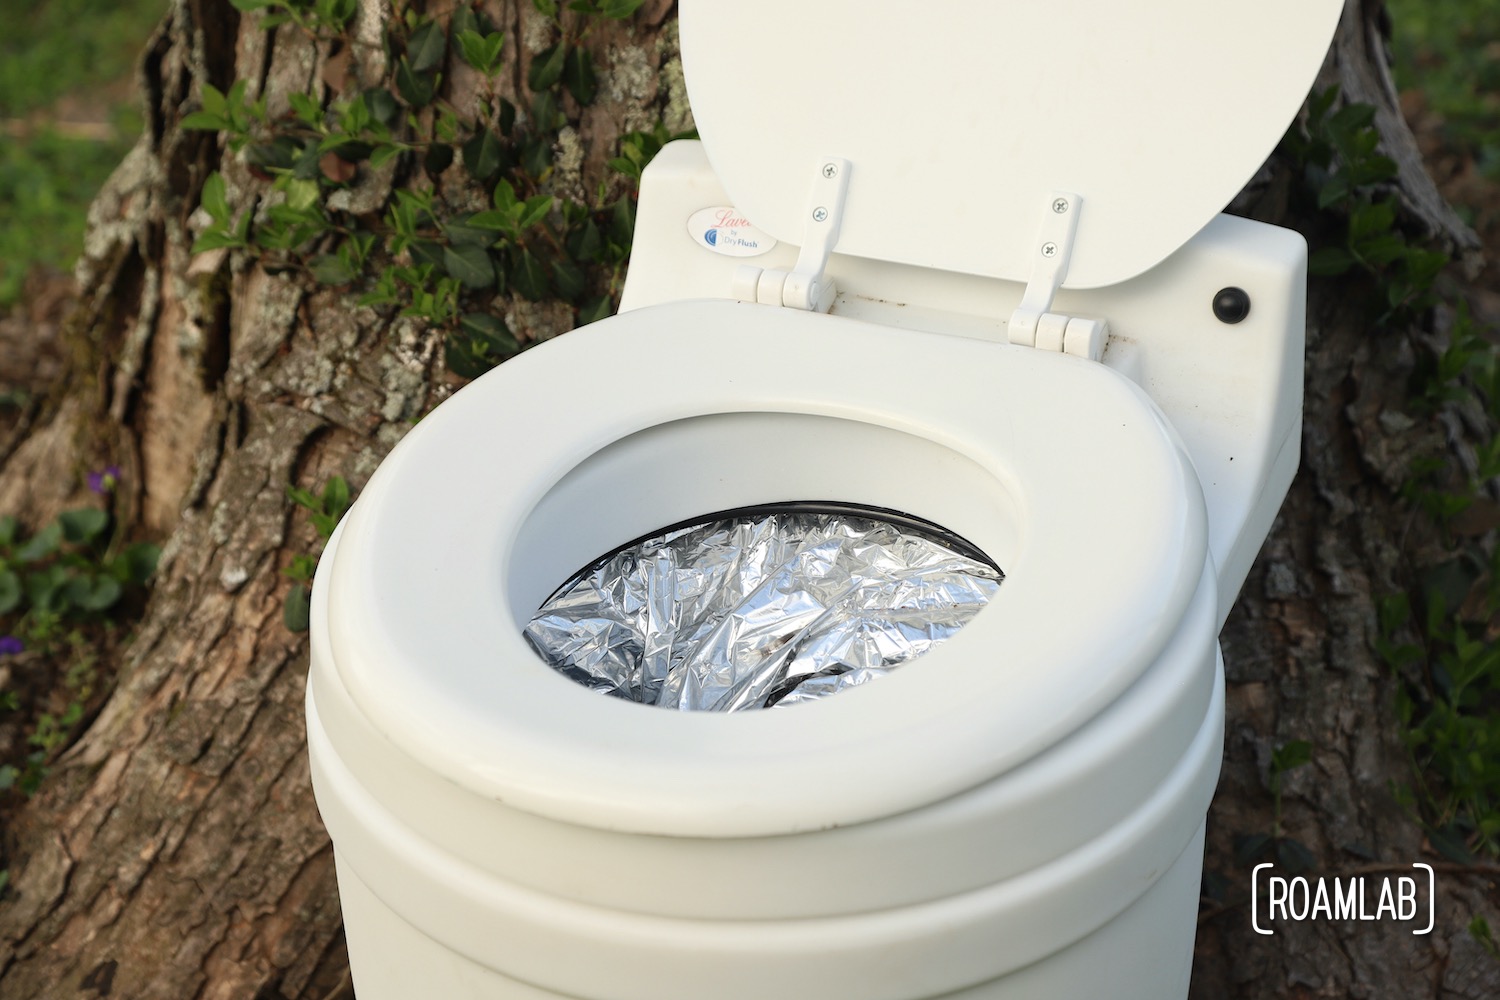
left=524, top=506, right=1002, bottom=712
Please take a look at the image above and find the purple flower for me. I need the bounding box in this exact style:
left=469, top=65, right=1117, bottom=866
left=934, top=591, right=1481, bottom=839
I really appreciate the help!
left=87, top=465, right=122, bottom=495
left=0, top=636, right=22, bottom=656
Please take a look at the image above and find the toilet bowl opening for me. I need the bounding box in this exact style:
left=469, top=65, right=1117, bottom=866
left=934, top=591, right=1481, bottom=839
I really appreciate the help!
left=503, top=410, right=1023, bottom=712
left=524, top=501, right=1004, bottom=711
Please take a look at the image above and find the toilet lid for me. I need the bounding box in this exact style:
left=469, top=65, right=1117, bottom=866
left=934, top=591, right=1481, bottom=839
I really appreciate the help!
left=321, top=302, right=1210, bottom=837
left=679, top=0, right=1343, bottom=289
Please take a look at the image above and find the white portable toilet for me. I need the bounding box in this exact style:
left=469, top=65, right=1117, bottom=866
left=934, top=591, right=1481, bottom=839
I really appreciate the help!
left=307, top=2, right=1344, bottom=997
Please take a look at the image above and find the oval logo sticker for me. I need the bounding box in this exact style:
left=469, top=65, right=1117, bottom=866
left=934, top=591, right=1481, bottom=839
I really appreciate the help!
left=687, top=206, right=777, bottom=257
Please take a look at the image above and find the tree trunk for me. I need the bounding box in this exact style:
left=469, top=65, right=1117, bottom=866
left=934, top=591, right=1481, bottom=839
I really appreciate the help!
left=0, top=2, right=684, bottom=996
left=0, top=2, right=1494, bottom=998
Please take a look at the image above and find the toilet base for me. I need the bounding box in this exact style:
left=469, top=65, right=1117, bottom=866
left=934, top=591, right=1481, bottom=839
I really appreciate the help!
left=333, top=823, right=1203, bottom=1000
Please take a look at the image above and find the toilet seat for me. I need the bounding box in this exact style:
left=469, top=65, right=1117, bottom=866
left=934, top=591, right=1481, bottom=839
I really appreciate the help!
left=324, top=299, right=1208, bottom=837
left=680, top=0, right=1345, bottom=289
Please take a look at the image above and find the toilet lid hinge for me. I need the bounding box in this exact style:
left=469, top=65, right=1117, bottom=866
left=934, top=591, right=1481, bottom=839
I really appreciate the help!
left=730, top=156, right=850, bottom=313
left=1007, top=192, right=1109, bottom=361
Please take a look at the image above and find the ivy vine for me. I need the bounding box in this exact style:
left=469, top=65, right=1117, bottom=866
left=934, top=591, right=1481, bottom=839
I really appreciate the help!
left=187, top=0, right=688, bottom=378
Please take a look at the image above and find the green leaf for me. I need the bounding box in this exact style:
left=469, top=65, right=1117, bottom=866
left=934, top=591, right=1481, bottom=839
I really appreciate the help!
left=246, top=138, right=299, bottom=173
left=465, top=210, right=516, bottom=236
left=528, top=42, right=568, bottom=92
left=519, top=194, right=553, bottom=230
left=364, top=87, right=401, bottom=127
left=58, top=508, right=110, bottom=544
left=14, top=522, right=62, bottom=564
left=562, top=46, right=597, bottom=105
left=395, top=58, right=437, bottom=107
left=290, top=141, right=325, bottom=180
left=0, top=570, right=20, bottom=614
left=0, top=515, right=15, bottom=547
left=310, top=253, right=358, bottom=285
left=288, top=91, right=323, bottom=126
left=567, top=218, right=603, bottom=262
left=25, top=564, right=67, bottom=611
left=424, top=143, right=455, bottom=176
left=1231, top=832, right=1273, bottom=866
left=532, top=0, right=558, bottom=17
left=1274, top=837, right=1316, bottom=875
left=459, top=312, right=519, bottom=354
left=492, top=178, right=520, bottom=212
left=1270, top=739, right=1312, bottom=775
left=1349, top=199, right=1397, bottom=241
left=406, top=19, right=448, bottom=73
left=598, top=0, right=645, bottom=17
left=200, top=82, right=228, bottom=118
left=1327, top=101, right=1377, bottom=136
left=463, top=128, right=503, bottom=181
left=284, top=583, right=312, bottom=632
left=529, top=90, right=564, bottom=133
left=70, top=575, right=123, bottom=612
left=606, top=156, right=640, bottom=181
left=521, top=134, right=553, bottom=178
left=451, top=5, right=482, bottom=38
left=317, top=0, right=357, bottom=30
left=444, top=216, right=497, bottom=248
left=368, top=144, right=404, bottom=169
left=1316, top=176, right=1351, bottom=211
left=281, top=178, right=318, bottom=214
left=509, top=248, right=551, bottom=300
left=610, top=195, right=635, bottom=246
left=201, top=173, right=230, bottom=222
left=181, top=110, right=228, bottom=132
left=284, top=554, right=319, bottom=583
left=443, top=245, right=497, bottom=289
left=322, top=476, right=351, bottom=517
left=446, top=313, right=518, bottom=379
left=550, top=256, right=585, bottom=301
left=577, top=294, right=612, bottom=326
left=115, top=543, right=160, bottom=585
left=1307, top=246, right=1355, bottom=277
left=444, top=338, right=490, bottom=379
left=409, top=240, right=446, bottom=271
left=287, top=485, right=320, bottom=511
left=457, top=29, right=506, bottom=76
left=497, top=97, right=517, bottom=136
left=192, top=230, right=248, bottom=253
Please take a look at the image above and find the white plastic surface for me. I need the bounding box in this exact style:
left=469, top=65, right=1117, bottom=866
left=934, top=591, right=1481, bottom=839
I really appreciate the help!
left=619, top=140, right=1305, bottom=623
left=310, top=665, right=1222, bottom=998
left=329, top=825, right=1202, bottom=1000
left=323, top=302, right=1208, bottom=837
left=679, top=0, right=1342, bottom=288
left=313, top=528, right=1216, bottom=917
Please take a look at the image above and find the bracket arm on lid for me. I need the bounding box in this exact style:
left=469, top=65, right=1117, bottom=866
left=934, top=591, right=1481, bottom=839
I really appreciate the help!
left=1007, top=192, right=1108, bottom=360
left=731, top=156, right=850, bottom=313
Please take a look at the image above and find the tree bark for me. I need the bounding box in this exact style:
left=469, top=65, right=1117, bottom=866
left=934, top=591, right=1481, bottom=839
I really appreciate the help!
left=0, top=2, right=684, bottom=997
left=0, top=1, right=1494, bottom=998
left=1192, top=4, right=1498, bottom=998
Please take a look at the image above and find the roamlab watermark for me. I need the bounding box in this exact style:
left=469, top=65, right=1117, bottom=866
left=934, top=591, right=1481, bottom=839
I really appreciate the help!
left=1251, top=863, right=1435, bottom=935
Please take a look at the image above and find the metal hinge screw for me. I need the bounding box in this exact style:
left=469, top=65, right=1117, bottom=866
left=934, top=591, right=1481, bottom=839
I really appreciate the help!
left=1041, top=242, right=1058, bottom=257
left=822, top=163, right=839, bottom=178
left=1052, top=198, right=1069, bottom=214
left=812, top=207, right=829, bottom=222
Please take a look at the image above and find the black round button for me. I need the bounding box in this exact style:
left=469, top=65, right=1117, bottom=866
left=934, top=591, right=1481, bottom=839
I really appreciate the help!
left=1213, top=287, right=1251, bottom=324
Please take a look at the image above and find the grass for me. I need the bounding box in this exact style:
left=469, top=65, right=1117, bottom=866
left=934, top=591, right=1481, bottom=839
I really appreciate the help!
left=0, top=0, right=165, bottom=118
left=1386, top=0, right=1500, bottom=180
left=0, top=0, right=165, bottom=307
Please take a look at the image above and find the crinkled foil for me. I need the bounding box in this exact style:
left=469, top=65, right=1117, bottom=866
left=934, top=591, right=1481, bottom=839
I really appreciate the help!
left=524, top=507, right=1003, bottom=712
